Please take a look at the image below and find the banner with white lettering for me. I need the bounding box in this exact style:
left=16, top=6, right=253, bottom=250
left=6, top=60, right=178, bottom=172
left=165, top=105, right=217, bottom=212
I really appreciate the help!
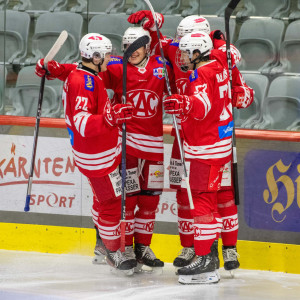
left=0, top=135, right=177, bottom=222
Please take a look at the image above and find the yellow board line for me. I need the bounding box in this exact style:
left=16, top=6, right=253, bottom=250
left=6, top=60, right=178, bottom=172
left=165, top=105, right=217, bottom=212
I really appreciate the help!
left=0, top=222, right=299, bottom=274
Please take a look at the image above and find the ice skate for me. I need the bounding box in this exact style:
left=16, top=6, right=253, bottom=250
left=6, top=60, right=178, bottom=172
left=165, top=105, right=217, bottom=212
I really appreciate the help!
left=92, top=237, right=106, bottom=265
left=134, top=243, right=164, bottom=274
left=124, top=245, right=136, bottom=260
left=177, top=252, right=220, bottom=284
left=106, top=249, right=137, bottom=276
left=92, top=229, right=106, bottom=265
left=173, top=247, right=196, bottom=270
left=222, top=246, right=240, bottom=277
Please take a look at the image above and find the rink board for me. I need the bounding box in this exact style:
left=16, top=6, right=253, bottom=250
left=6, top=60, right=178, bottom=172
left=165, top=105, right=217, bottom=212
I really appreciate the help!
left=0, top=222, right=300, bottom=274
left=1, top=118, right=300, bottom=274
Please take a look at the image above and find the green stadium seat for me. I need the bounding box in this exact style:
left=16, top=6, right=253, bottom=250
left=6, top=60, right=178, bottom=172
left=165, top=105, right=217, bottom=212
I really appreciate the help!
left=253, top=75, right=300, bottom=130
left=0, top=10, right=30, bottom=65
left=126, top=0, right=181, bottom=15
left=234, top=73, right=269, bottom=129
left=234, top=19, right=285, bottom=74
left=89, top=14, right=131, bottom=56
left=6, top=66, right=63, bottom=117
left=25, top=12, right=83, bottom=65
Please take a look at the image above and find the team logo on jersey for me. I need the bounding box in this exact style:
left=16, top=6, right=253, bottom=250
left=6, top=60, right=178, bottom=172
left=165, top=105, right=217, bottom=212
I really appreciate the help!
left=218, top=120, right=234, bottom=139
left=189, top=70, right=199, bottom=82
left=170, top=39, right=180, bottom=47
left=84, top=75, right=94, bottom=91
left=155, top=56, right=172, bottom=68
left=127, top=89, right=159, bottom=118
left=153, top=67, right=165, bottom=79
left=108, top=56, right=123, bottom=65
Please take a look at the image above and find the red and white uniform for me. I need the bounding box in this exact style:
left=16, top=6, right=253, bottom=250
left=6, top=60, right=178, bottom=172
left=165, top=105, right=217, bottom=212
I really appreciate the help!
left=103, top=55, right=175, bottom=162
left=63, top=64, right=123, bottom=251
left=102, top=55, right=175, bottom=246
left=62, top=65, right=122, bottom=177
left=151, top=31, right=252, bottom=249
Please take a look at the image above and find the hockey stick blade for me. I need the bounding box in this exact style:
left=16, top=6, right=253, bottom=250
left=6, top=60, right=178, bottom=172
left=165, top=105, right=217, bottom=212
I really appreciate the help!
left=123, top=35, right=150, bottom=61
left=24, top=30, right=68, bottom=212
left=44, top=30, right=68, bottom=68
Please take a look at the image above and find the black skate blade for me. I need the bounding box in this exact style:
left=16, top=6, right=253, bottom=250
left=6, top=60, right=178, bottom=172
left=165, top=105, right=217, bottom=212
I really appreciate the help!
left=134, top=263, right=163, bottom=275
left=109, top=266, right=135, bottom=276
left=178, top=271, right=220, bottom=285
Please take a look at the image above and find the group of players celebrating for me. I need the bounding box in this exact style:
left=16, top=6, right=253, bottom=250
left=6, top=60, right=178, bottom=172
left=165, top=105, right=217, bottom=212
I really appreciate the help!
left=35, top=9, right=254, bottom=285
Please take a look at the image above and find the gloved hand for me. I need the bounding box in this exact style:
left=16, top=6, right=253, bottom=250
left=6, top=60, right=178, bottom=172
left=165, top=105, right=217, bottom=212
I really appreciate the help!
left=35, top=59, right=64, bottom=80
left=209, top=30, right=225, bottom=41
left=232, top=85, right=254, bottom=108
left=127, top=10, right=164, bottom=32
left=104, top=103, right=134, bottom=127
left=163, top=94, right=192, bottom=116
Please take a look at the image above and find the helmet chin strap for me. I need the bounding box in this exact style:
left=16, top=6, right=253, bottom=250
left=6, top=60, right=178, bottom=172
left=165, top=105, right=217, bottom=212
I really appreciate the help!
left=132, top=55, right=148, bottom=68
left=92, top=58, right=104, bottom=72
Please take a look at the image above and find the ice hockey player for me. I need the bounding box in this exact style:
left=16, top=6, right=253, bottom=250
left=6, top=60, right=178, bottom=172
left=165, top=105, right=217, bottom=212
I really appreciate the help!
left=163, top=31, right=234, bottom=284
left=35, top=27, right=176, bottom=273
left=128, top=11, right=254, bottom=273
left=35, top=33, right=136, bottom=275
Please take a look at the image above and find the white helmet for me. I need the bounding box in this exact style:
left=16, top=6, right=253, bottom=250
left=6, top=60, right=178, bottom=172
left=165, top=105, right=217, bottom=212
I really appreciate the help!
left=122, top=27, right=151, bottom=53
left=176, top=15, right=210, bottom=38
left=79, top=33, right=112, bottom=59
left=179, top=31, right=213, bottom=59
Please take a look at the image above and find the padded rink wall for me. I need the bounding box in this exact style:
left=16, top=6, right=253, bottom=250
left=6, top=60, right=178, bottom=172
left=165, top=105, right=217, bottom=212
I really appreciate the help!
left=0, top=116, right=300, bottom=274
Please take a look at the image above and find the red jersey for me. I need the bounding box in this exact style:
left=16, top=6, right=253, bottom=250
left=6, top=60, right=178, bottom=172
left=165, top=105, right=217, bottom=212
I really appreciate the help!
left=102, top=55, right=175, bottom=161
left=181, top=50, right=233, bottom=166
left=62, top=64, right=122, bottom=177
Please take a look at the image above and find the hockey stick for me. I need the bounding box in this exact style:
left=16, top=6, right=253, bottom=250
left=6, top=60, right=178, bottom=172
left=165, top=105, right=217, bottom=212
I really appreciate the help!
left=24, top=30, right=68, bottom=212
left=225, top=0, right=241, bottom=205
left=144, top=0, right=194, bottom=210
left=120, top=35, right=151, bottom=252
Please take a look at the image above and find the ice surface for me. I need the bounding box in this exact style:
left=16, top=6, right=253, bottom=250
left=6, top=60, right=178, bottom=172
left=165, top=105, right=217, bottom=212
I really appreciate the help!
left=0, top=250, right=300, bottom=300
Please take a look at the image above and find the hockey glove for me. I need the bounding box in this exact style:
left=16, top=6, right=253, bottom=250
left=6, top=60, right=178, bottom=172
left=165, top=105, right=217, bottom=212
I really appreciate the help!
left=127, top=10, right=164, bottom=32
left=104, top=103, right=134, bottom=127
left=209, top=30, right=225, bottom=41
left=163, top=94, right=193, bottom=116
left=35, top=59, right=64, bottom=80
left=232, top=85, right=254, bottom=108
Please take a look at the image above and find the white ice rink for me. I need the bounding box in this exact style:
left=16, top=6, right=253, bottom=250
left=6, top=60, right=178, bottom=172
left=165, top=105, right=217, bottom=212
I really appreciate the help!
left=0, top=250, right=300, bottom=300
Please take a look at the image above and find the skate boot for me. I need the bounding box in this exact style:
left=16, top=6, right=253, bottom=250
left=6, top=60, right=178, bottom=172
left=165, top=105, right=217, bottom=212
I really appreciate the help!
left=173, top=247, right=196, bottom=269
left=92, top=229, right=106, bottom=265
left=106, top=249, right=137, bottom=276
left=124, top=245, right=136, bottom=260
left=222, top=245, right=240, bottom=276
left=177, top=252, right=220, bottom=285
left=211, top=240, right=220, bottom=269
left=134, top=243, right=164, bottom=273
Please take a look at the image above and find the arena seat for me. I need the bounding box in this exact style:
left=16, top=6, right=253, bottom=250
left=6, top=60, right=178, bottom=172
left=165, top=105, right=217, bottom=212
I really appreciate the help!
left=70, top=0, right=126, bottom=15
left=270, top=20, right=300, bottom=75
left=236, top=0, right=291, bottom=19
left=161, top=15, right=183, bottom=39
left=253, top=75, right=300, bottom=130
left=25, top=12, right=83, bottom=65
left=12, top=0, right=68, bottom=17
left=206, top=16, right=236, bottom=42
left=89, top=14, right=131, bottom=56
left=6, top=66, right=63, bottom=117
left=234, top=73, right=269, bottom=129
left=234, top=19, right=285, bottom=74
left=0, top=10, right=30, bottom=65
left=126, top=0, right=181, bottom=15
